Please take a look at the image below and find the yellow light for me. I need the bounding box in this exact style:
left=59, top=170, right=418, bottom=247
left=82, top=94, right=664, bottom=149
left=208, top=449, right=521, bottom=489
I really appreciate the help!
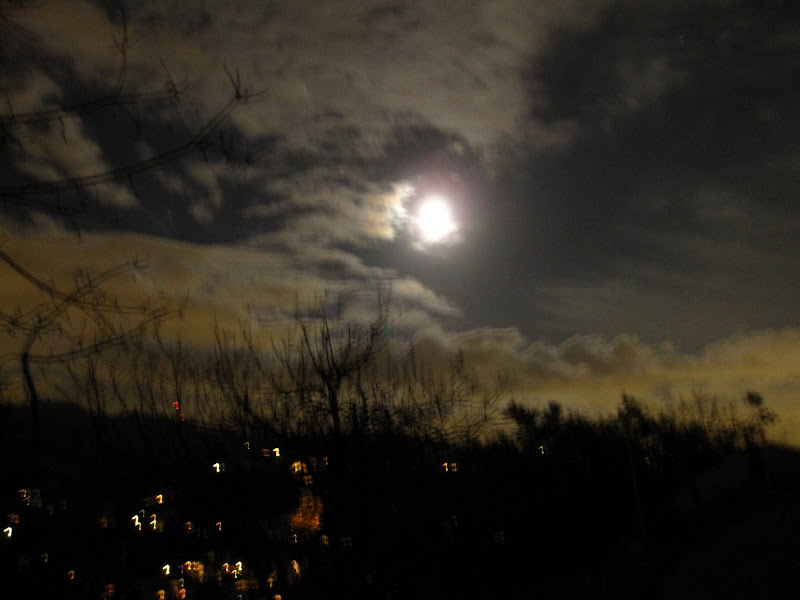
left=273, top=447, right=280, bottom=457
left=156, top=494, right=163, bottom=504
left=131, top=516, right=141, bottom=530
left=67, top=570, right=75, bottom=580
left=235, top=561, right=243, bottom=573
left=157, top=590, right=165, bottom=600
left=162, top=564, right=170, bottom=576
left=150, top=514, right=157, bottom=531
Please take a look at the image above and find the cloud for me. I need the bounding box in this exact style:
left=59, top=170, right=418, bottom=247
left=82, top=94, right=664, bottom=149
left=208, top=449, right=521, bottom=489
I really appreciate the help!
left=409, top=324, right=800, bottom=442
left=0, top=223, right=459, bottom=347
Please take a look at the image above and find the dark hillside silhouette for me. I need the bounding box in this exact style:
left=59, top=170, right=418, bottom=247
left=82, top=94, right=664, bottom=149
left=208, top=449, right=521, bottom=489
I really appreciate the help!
left=1, top=385, right=795, bottom=599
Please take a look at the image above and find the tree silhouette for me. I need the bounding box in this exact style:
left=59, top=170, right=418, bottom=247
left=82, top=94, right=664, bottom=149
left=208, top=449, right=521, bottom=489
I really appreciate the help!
left=0, top=247, right=176, bottom=452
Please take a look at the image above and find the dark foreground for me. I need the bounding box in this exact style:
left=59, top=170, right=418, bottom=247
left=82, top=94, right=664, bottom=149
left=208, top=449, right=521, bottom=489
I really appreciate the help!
left=2, top=401, right=798, bottom=599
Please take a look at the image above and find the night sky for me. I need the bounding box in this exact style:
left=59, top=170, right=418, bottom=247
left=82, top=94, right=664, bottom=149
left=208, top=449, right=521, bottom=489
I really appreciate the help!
left=2, top=1, right=800, bottom=440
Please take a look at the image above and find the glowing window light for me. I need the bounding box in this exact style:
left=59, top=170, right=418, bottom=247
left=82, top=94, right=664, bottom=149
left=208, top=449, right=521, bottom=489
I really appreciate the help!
left=9, top=513, right=19, bottom=524
left=3, top=526, right=11, bottom=538
left=291, top=560, right=301, bottom=576
left=178, top=589, right=186, bottom=600
left=261, top=448, right=271, bottom=457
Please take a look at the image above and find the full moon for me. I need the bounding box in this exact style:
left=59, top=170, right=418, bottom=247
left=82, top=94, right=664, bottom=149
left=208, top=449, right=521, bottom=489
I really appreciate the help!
left=416, top=196, right=458, bottom=244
